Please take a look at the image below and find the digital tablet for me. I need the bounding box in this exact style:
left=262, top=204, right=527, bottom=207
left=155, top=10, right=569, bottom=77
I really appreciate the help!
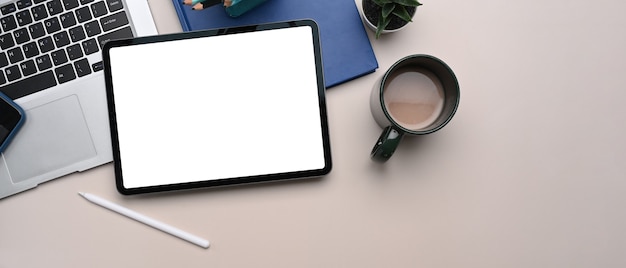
left=103, top=20, right=331, bottom=195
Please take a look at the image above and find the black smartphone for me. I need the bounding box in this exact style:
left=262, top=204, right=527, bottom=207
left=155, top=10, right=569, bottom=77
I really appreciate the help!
left=0, top=92, right=25, bottom=153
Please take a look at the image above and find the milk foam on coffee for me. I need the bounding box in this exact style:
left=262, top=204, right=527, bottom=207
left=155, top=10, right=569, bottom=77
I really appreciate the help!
left=383, top=67, right=445, bottom=130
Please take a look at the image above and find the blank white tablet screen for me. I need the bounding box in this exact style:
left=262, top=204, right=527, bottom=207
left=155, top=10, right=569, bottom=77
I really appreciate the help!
left=108, top=25, right=326, bottom=189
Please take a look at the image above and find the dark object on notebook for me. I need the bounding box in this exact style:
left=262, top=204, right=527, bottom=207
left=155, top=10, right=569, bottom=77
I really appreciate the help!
left=103, top=20, right=332, bottom=195
left=225, top=0, right=267, bottom=17
left=184, top=0, right=267, bottom=16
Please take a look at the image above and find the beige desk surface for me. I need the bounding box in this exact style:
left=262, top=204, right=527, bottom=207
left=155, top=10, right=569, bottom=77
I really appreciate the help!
left=2, top=0, right=626, bottom=267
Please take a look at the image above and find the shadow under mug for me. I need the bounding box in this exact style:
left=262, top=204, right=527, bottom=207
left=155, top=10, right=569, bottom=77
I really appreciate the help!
left=370, top=54, right=460, bottom=162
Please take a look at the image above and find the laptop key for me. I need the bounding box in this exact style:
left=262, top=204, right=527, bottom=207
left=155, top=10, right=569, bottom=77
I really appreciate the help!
left=1, top=3, right=16, bottom=15
left=100, top=11, right=128, bottom=32
left=69, top=25, right=86, bottom=42
left=16, top=10, right=32, bottom=26
left=29, top=22, right=46, bottom=39
left=0, top=70, right=56, bottom=99
left=16, top=0, right=33, bottom=10
left=13, top=28, right=30, bottom=44
left=54, top=63, right=76, bottom=84
left=74, top=58, right=91, bottom=77
left=53, top=30, right=70, bottom=47
left=84, top=20, right=101, bottom=37
left=31, top=4, right=47, bottom=21
left=1, top=15, right=17, bottom=31
left=106, top=0, right=123, bottom=12
left=91, top=1, right=107, bottom=18
left=0, top=33, right=15, bottom=49
left=92, top=61, right=103, bottom=72
left=7, top=47, right=24, bottom=64
left=38, top=36, right=54, bottom=53
left=66, top=43, right=83, bottom=60
left=23, top=41, right=39, bottom=58
left=35, top=54, right=52, bottom=70
left=82, top=38, right=99, bottom=55
left=44, top=17, right=61, bottom=33
left=20, top=59, right=37, bottom=77
left=46, top=0, right=63, bottom=16
left=5, top=65, right=21, bottom=81
left=63, top=0, right=79, bottom=10
left=97, top=26, right=132, bottom=48
left=75, top=6, right=92, bottom=23
left=51, top=49, right=68, bottom=65
left=60, top=11, right=76, bottom=28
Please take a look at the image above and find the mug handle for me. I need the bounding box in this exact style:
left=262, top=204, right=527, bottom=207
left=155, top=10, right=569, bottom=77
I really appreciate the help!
left=370, top=126, right=404, bottom=162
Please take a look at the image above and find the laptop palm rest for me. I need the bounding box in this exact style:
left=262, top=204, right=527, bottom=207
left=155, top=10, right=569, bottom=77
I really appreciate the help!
left=4, top=95, right=97, bottom=183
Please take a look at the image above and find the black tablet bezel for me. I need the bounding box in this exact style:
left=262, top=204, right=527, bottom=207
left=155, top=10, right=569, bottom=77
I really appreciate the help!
left=102, top=20, right=331, bottom=195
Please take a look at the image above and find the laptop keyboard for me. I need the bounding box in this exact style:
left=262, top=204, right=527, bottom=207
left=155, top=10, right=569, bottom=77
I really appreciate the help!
left=0, top=0, right=133, bottom=100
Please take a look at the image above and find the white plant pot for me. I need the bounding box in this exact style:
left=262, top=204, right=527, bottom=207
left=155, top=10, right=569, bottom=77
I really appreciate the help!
left=361, top=0, right=415, bottom=36
left=361, top=13, right=410, bottom=35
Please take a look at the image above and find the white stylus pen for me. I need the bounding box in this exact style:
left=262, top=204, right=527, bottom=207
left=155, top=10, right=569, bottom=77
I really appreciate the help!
left=78, top=192, right=210, bottom=249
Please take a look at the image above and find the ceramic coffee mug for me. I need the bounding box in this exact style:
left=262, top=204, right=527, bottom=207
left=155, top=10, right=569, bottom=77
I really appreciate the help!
left=370, top=54, right=460, bottom=162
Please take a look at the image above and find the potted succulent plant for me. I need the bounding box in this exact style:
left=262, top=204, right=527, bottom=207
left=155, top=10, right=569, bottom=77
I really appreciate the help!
left=362, top=0, right=422, bottom=38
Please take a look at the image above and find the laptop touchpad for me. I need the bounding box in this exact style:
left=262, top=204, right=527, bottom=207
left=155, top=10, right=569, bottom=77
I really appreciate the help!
left=5, top=95, right=97, bottom=183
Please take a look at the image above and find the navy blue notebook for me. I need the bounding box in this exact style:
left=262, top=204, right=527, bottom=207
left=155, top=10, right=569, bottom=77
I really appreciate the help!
left=172, top=0, right=378, bottom=88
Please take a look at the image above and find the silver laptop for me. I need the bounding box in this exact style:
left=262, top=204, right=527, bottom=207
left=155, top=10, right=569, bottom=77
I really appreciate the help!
left=0, top=0, right=158, bottom=199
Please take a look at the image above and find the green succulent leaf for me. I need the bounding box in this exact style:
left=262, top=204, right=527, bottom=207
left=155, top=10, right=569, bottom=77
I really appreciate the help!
left=376, top=14, right=392, bottom=39
left=382, top=3, right=395, bottom=20
left=392, top=6, right=413, bottom=22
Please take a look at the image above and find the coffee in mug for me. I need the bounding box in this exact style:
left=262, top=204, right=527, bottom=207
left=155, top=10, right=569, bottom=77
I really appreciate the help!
left=383, top=66, right=445, bottom=130
left=370, top=54, right=460, bottom=162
